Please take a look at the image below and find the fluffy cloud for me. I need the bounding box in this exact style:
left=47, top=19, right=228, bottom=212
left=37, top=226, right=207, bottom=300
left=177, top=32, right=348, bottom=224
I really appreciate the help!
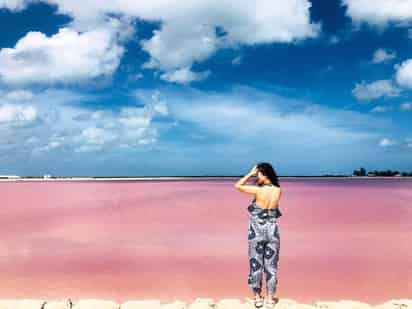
left=0, top=25, right=126, bottom=85
left=371, top=105, right=391, bottom=113
left=37, top=99, right=165, bottom=153
left=0, top=88, right=168, bottom=159
left=2, top=89, right=34, bottom=101
left=344, top=1, right=412, bottom=93
left=1, top=0, right=320, bottom=84
left=160, top=68, right=211, bottom=84
left=0, top=104, right=37, bottom=125
left=75, top=127, right=118, bottom=146
left=34, top=0, right=320, bottom=43
left=231, top=55, right=243, bottom=66
left=139, top=0, right=320, bottom=83
left=379, top=137, right=396, bottom=147
left=400, top=102, right=412, bottom=111
left=343, top=0, right=412, bottom=25
left=1, top=85, right=401, bottom=175
left=378, top=137, right=412, bottom=148
left=0, top=0, right=28, bottom=11
left=352, top=79, right=400, bottom=101
left=4, top=85, right=387, bottom=156
left=141, top=22, right=220, bottom=71
left=0, top=89, right=38, bottom=126
left=371, top=48, right=396, bottom=64
left=135, top=85, right=389, bottom=148
left=395, top=59, right=412, bottom=88
left=141, top=21, right=218, bottom=83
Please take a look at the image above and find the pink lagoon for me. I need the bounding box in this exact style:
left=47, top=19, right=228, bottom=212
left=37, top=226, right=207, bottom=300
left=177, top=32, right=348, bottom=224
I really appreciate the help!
left=0, top=178, right=411, bottom=305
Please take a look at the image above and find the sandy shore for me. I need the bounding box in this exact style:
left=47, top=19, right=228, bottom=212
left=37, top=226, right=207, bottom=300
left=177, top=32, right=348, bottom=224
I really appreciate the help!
left=0, top=298, right=410, bottom=309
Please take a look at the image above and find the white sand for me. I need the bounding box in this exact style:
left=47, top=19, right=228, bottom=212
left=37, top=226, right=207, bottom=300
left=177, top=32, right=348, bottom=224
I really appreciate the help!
left=0, top=297, right=410, bottom=309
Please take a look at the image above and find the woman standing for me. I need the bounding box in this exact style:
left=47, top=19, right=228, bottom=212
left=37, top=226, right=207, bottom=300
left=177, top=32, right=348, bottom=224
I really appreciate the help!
left=235, top=163, right=282, bottom=308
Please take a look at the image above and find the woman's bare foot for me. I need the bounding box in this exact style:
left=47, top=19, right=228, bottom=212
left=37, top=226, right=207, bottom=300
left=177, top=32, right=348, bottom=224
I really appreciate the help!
left=265, top=296, right=279, bottom=308
left=254, top=293, right=264, bottom=308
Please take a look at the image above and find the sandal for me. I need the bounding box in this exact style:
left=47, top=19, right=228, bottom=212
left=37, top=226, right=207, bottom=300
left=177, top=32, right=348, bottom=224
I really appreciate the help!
left=254, top=296, right=264, bottom=308
left=265, top=298, right=277, bottom=308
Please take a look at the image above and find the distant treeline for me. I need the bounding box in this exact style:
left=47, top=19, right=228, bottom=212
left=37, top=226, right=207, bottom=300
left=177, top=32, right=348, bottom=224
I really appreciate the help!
left=353, top=167, right=412, bottom=176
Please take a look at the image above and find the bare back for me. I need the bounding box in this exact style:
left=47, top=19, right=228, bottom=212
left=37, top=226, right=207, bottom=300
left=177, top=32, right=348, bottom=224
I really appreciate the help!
left=255, top=184, right=281, bottom=209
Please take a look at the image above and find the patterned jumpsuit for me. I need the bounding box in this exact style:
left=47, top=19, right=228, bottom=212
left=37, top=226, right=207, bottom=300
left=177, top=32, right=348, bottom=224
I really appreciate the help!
left=247, top=184, right=282, bottom=295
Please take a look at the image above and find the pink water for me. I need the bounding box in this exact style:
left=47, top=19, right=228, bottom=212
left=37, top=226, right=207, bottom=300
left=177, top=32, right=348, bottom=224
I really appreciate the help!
left=0, top=178, right=411, bottom=305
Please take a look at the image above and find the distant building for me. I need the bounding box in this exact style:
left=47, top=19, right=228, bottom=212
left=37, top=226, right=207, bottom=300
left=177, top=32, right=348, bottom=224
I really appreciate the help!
left=0, top=175, right=20, bottom=179
left=43, top=174, right=52, bottom=178
left=367, top=172, right=376, bottom=176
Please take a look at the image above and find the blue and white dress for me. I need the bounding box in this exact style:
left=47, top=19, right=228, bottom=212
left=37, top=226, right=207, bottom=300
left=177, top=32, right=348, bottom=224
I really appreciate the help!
left=247, top=185, right=282, bottom=295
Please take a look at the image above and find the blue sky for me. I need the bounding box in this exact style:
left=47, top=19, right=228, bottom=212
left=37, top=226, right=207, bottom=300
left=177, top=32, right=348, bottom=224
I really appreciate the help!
left=0, top=0, right=411, bottom=176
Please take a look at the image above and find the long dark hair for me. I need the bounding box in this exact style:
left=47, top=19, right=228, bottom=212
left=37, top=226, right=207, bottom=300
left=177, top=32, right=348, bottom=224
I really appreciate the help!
left=256, top=162, right=280, bottom=187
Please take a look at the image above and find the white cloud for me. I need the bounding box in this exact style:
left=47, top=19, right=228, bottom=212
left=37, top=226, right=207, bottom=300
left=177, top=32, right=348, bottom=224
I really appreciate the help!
left=3, top=90, right=34, bottom=101
left=371, top=105, right=391, bottom=113
left=400, top=102, right=412, bottom=111
left=0, top=26, right=125, bottom=85
left=118, top=108, right=151, bottom=129
left=141, top=21, right=220, bottom=71
left=135, top=85, right=388, bottom=147
left=160, top=67, right=210, bottom=84
left=2, top=85, right=402, bottom=175
left=231, top=55, right=243, bottom=66
left=352, top=79, right=400, bottom=101
left=0, top=88, right=167, bottom=158
left=1, top=0, right=320, bottom=85
left=33, top=132, right=66, bottom=152
left=36, top=0, right=320, bottom=43
left=343, top=0, right=412, bottom=26
left=131, top=89, right=169, bottom=116
left=75, top=127, right=117, bottom=146
left=0, top=0, right=28, bottom=11
left=25, top=136, right=39, bottom=144
left=405, top=137, right=412, bottom=148
left=54, top=100, right=163, bottom=153
left=0, top=103, right=37, bottom=125
left=371, top=48, right=396, bottom=63
left=139, top=0, right=320, bottom=83
left=379, top=137, right=396, bottom=147
left=14, top=0, right=319, bottom=42
left=395, top=59, right=412, bottom=88
left=73, top=145, right=102, bottom=153
left=0, top=89, right=37, bottom=126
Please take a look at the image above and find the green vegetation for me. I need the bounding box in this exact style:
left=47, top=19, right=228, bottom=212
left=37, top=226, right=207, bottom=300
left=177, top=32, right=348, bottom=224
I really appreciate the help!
left=353, top=167, right=412, bottom=177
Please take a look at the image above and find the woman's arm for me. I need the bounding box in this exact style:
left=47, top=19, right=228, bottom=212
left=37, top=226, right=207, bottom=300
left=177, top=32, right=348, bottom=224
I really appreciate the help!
left=234, top=165, right=259, bottom=196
